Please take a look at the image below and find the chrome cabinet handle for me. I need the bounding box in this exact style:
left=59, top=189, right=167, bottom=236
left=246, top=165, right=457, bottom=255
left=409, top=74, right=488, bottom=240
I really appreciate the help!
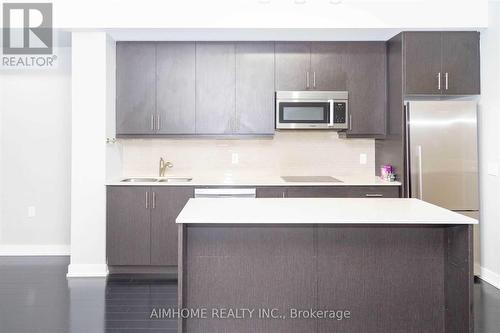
left=313, top=71, right=316, bottom=88
left=152, top=192, right=156, bottom=209
left=328, top=99, right=334, bottom=127
left=437, top=72, right=441, bottom=90
left=306, top=72, right=310, bottom=89
left=445, top=72, right=449, bottom=90
left=157, top=114, right=161, bottom=131
left=417, top=145, right=423, bottom=200
left=365, top=194, right=383, bottom=197
left=150, top=114, right=154, bottom=131
left=145, top=191, right=149, bottom=209
left=349, top=114, right=352, bottom=130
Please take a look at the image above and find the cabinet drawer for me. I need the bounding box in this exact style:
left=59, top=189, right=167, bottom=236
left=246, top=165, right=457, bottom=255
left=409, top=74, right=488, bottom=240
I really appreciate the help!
left=256, top=187, right=287, bottom=198
left=286, top=186, right=400, bottom=198
left=345, top=186, right=400, bottom=198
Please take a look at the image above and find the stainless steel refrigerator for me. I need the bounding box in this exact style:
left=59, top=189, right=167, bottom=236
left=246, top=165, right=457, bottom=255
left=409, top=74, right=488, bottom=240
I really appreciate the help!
left=405, top=100, right=479, bottom=216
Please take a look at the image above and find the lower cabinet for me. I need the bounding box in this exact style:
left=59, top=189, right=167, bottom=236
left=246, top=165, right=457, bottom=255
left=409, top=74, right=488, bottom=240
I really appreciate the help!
left=256, top=187, right=287, bottom=198
left=150, top=187, right=193, bottom=265
left=106, top=186, right=193, bottom=266
left=107, top=186, right=151, bottom=265
left=107, top=185, right=399, bottom=267
left=258, top=186, right=400, bottom=198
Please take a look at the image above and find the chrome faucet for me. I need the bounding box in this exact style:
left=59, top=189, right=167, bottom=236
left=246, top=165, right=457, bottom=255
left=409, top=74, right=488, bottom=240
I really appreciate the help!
left=159, top=157, right=173, bottom=177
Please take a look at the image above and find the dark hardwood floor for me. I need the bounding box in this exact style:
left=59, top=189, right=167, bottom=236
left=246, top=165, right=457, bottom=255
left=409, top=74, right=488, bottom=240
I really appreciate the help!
left=0, top=256, right=499, bottom=333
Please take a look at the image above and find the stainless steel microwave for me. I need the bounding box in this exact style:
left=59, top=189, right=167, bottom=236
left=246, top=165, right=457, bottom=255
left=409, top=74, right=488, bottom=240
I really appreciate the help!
left=275, top=91, right=349, bottom=130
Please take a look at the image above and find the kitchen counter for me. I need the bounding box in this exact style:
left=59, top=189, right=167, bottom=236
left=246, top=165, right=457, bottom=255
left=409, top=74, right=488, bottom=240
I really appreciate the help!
left=176, top=198, right=477, bottom=225
left=178, top=197, right=474, bottom=333
left=106, top=174, right=401, bottom=187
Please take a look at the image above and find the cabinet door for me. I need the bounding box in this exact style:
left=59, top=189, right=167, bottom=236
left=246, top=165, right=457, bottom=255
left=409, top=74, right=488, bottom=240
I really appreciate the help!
left=195, top=43, right=236, bottom=134
left=275, top=42, right=311, bottom=91
left=404, top=32, right=442, bottom=95
left=344, top=42, right=387, bottom=137
left=107, top=186, right=151, bottom=265
left=310, top=42, right=348, bottom=91
left=116, top=43, right=156, bottom=135
left=256, top=187, right=287, bottom=198
left=235, top=42, right=275, bottom=134
left=441, top=32, right=480, bottom=95
left=156, top=42, right=196, bottom=134
left=150, top=187, right=193, bottom=266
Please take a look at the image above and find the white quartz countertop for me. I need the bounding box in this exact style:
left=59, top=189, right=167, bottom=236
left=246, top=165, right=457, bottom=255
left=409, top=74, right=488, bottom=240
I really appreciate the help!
left=106, top=175, right=401, bottom=187
left=176, top=198, right=477, bottom=225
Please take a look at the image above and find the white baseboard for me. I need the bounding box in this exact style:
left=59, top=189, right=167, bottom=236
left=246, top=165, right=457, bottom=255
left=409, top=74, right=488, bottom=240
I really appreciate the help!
left=66, top=263, right=108, bottom=278
left=0, top=244, right=70, bottom=256
left=478, top=266, right=500, bottom=290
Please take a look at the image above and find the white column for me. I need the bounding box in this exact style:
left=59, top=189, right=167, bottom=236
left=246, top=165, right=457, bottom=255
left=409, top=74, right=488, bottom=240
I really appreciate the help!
left=477, top=1, right=500, bottom=289
left=67, top=32, right=117, bottom=277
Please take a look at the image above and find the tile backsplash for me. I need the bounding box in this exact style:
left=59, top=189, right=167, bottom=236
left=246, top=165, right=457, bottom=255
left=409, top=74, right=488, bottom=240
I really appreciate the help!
left=119, top=131, right=375, bottom=178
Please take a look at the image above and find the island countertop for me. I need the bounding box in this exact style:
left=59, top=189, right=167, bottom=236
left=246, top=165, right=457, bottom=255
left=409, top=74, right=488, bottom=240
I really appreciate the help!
left=176, top=198, right=477, bottom=225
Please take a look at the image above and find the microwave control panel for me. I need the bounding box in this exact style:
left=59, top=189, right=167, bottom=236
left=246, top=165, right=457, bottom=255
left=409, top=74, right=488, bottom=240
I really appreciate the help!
left=333, top=102, right=347, bottom=124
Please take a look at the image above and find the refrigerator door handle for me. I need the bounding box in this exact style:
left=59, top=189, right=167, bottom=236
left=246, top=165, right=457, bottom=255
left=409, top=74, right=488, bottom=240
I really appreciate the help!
left=417, top=145, right=423, bottom=200
left=404, top=103, right=411, bottom=198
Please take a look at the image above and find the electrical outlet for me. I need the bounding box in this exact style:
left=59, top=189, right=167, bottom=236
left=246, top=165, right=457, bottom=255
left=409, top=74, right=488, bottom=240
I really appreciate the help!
left=231, top=153, right=239, bottom=165
left=28, top=206, right=36, bottom=218
left=487, top=162, right=498, bottom=176
left=359, top=153, right=367, bottom=165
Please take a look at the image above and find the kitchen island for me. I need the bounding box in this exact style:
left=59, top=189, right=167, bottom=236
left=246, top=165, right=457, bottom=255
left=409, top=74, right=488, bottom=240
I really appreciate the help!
left=176, top=198, right=476, bottom=333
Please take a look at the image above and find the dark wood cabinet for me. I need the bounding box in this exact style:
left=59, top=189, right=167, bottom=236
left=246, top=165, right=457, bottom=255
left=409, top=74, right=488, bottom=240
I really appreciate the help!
left=256, top=187, right=287, bottom=198
left=343, top=42, right=387, bottom=137
left=275, top=42, right=311, bottom=91
left=235, top=42, right=275, bottom=135
left=116, top=43, right=156, bottom=135
left=156, top=42, right=196, bottom=134
left=195, top=42, right=236, bottom=134
left=107, top=186, right=151, bottom=265
left=441, top=32, right=480, bottom=95
left=310, top=42, right=347, bottom=91
left=403, top=31, right=480, bottom=96
left=404, top=32, right=442, bottom=95
left=256, top=186, right=400, bottom=198
left=107, top=186, right=193, bottom=267
left=150, top=187, right=194, bottom=266
left=286, top=186, right=400, bottom=198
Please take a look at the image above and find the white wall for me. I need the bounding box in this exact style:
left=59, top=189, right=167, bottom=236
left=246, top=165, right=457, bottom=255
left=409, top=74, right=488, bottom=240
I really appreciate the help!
left=477, top=1, right=500, bottom=288
left=68, top=32, right=116, bottom=277
left=0, top=44, right=72, bottom=255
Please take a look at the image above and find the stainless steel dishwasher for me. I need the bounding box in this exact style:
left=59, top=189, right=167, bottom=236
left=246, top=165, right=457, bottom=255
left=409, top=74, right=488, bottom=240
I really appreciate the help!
left=194, top=188, right=256, bottom=198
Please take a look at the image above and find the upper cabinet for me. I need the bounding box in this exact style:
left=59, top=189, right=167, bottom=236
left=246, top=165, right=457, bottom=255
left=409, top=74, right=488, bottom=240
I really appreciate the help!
left=341, top=42, right=387, bottom=138
left=441, top=32, right=480, bottom=95
left=276, top=42, right=387, bottom=137
left=195, top=43, right=236, bottom=134
left=156, top=42, right=196, bottom=134
left=275, top=42, right=311, bottom=90
left=310, top=42, right=348, bottom=91
left=275, top=42, right=348, bottom=91
left=404, top=32, right=443, bottom=95
left=115, top=35, right=480, bottom=138
left=235, top=42, right=275, bottom=135
left=404, top=32, right=480, bottom=96
left=116, top=43, right=156, bottom=135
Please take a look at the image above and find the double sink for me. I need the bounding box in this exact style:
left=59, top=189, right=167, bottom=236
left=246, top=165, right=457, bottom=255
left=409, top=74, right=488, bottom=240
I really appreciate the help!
left=121, top=177, right=193, bottom=183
